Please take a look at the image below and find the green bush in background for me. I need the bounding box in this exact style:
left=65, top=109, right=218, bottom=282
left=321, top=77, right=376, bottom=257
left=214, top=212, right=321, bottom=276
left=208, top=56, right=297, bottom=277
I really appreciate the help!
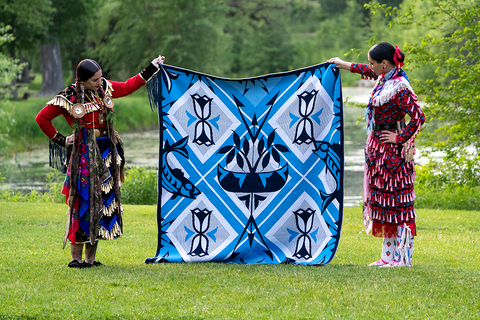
left=4, top=158, right=480, bottom=211
left=0, top=170, right=65, bottom=203
left=414, top=153, right=480, bottom=211
left=0, top=166, right=158, bottom=205
left=121, top=166, right=158, bottom=205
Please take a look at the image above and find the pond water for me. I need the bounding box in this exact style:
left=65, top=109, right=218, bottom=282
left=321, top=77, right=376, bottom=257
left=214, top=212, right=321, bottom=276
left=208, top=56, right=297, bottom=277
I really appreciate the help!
left=1, top=86, right=423, bottom=207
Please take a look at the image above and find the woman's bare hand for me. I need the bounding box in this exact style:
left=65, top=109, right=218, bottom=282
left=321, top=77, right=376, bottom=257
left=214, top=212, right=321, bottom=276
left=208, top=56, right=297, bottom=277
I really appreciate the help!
left=379, top=131, right=398, bottom=144
left=327, top=57, right=351, bottom=70
left=66, top=134, right=74, bottom=146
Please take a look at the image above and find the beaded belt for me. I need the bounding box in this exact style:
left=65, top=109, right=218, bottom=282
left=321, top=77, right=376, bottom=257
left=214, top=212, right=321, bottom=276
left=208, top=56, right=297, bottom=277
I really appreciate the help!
left=373, top=120, right=405, bottom=132
left=94, top=127, right=109, bottom=138
left=81, top=121, right=108, bottom=138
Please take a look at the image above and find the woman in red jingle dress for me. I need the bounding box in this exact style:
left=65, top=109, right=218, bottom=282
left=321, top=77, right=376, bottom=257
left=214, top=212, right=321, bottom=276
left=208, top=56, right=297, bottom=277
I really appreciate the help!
left=36, top=56, right=165, bottom=268
left=328, top=42, right=425, bottom=267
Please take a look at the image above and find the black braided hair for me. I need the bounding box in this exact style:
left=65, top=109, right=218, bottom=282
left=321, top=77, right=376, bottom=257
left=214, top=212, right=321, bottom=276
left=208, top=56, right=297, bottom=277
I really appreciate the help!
left=75, top=77, right=83, bottom=104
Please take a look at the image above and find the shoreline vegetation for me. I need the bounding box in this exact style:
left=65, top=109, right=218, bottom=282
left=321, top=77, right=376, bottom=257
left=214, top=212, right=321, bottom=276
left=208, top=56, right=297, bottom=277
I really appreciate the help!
left=2, top=76, right=479, bottom=211
left=2, top=164, right=480, bottom=211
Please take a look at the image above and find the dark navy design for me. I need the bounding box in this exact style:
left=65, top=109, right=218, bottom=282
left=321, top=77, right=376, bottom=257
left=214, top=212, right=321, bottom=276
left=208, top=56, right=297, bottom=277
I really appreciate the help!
left=162, top=137, right=201, bottom=200
left=186, top=207, right=216, bottom=257
left=146, top=63, right=344, bottom=265
left=294, top=89, right=320, bottom=145
left=190, top=94, right=217, bottom=147
left=290, top=208, right=318, bottom=260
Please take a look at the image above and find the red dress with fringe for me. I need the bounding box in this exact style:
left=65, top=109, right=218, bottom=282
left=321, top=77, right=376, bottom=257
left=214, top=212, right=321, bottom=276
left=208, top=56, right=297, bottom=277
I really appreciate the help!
left=36, top=74, right=146, bottom=245
left=351, top=63, right=425, bottom=238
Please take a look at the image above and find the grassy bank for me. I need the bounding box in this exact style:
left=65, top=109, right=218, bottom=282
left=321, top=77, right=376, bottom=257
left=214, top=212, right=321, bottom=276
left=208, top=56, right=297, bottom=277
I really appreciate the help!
left=0, top=203, right=478, bottom=319
left=1, top=87, right=157, bottom=155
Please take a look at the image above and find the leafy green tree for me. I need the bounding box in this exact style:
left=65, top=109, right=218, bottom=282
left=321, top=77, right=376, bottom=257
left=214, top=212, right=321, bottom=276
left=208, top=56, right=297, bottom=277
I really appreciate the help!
left=224, top=0, right=298, bottom=77
left=87, top=0, right=309, bottom=78
left=38, top=0, right=97, bottom=96
left=0, top=26, right=26, bottom=155
left=0, top=0, right=96, bottom=94
left=87, top=0, right=229, bottom=79
left=317, top=0, right=368, bottom=61
left=0, top=0, right=54, bottom=87
left=0, top=0, right=54, bottom=55
left=367, top=0, right=480, bottom=188
left=364, top=0, right=440, bottom=83
left=370, top=0, right=480, bottom=153
left=303, top=0, right=372, bottom=85
left=50, top=0, right=96, bottom=84
left=0, top=27, right=24, bottom=85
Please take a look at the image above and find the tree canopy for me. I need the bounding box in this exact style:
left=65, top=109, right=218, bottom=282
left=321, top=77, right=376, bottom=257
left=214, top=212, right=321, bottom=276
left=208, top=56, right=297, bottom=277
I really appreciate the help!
left=368, top=0, right=480, bottom=153
left=0, top=0, right=54, bottom=55
left=0, top=25, right=26, bottom=155
left=2, top=0, right=405, bottom=83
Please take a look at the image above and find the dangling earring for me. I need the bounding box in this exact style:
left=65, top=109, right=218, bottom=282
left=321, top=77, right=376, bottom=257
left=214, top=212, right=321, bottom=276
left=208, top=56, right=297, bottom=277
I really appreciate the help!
left=377, top=66, right=385, bottom=87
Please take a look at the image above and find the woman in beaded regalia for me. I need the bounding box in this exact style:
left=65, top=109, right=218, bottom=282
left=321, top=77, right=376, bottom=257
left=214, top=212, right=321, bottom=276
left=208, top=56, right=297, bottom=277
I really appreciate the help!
left=36, top=56, right=165, bottom=268
left=328, top=43, right=425, bottom=267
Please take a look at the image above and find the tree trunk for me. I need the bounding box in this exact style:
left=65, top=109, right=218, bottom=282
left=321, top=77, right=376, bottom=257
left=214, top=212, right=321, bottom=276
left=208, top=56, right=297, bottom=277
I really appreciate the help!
left=20, top=58, right=30, bottom=84
left=37, top=35, right=65, bottom=97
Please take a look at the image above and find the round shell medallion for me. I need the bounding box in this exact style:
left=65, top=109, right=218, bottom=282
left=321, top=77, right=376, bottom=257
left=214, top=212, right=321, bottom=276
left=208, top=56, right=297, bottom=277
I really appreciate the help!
left=103, top=95, right=114, bottom=109
left=71, top=103, right=86, bottom=118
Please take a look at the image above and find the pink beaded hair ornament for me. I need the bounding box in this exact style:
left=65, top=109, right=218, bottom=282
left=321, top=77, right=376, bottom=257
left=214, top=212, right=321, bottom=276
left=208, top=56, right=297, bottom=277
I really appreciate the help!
left=393, top=45, right=404, bottom=70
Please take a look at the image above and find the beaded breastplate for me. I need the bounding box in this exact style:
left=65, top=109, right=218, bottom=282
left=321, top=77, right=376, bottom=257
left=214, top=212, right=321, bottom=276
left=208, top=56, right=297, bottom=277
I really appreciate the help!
left=46, top=78, right=114, bottom=117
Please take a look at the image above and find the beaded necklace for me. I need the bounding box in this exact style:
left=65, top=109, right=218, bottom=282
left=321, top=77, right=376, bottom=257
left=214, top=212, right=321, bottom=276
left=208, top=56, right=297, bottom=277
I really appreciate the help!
left=85, top=91, right=107, bottom=126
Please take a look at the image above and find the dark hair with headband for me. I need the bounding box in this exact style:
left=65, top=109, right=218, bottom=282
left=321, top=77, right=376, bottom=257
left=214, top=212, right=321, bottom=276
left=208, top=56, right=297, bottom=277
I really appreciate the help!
left=369, top=42, right=405, bottom=67
left=75, top=59, right=102, bottom=103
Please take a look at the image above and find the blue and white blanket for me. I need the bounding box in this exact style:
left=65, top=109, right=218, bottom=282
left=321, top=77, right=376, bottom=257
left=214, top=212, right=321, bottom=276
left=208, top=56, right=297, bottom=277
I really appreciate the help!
left=145, top=63, right=344, bottom=265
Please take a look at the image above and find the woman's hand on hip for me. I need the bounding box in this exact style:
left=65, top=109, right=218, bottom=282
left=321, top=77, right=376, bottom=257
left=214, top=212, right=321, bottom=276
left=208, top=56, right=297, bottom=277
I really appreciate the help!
left=66, top=134, right=75, bottom=146
left=379, top=131, right=398, bottom=144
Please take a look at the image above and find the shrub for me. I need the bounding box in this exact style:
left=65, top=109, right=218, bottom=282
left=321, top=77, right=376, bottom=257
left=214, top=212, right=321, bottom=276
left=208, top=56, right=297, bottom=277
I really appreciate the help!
left=43, top=171, right=67, bottom=203
left=1, top=167, right=159, bottom=206
left=121, top=166, right=158, bottom=205
left=0, top=171, right=65, bottom=203
left=415, top=154, right=480, bottom=210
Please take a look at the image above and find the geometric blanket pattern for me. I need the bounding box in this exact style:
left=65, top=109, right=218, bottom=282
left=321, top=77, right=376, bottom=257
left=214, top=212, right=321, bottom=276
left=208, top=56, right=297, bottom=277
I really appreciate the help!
left=145, top=63, right=344, bottom=265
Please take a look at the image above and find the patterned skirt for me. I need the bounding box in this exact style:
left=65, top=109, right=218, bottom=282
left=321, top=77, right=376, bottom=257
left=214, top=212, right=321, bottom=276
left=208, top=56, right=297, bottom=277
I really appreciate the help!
left=62, top=128, right=124, bottom=244
left=363, top=132, right=417, bottom=238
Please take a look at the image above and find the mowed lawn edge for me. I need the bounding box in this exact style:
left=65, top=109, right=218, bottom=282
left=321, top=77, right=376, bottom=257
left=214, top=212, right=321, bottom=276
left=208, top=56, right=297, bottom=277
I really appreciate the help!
left=0, top=202, right=478, bottom=319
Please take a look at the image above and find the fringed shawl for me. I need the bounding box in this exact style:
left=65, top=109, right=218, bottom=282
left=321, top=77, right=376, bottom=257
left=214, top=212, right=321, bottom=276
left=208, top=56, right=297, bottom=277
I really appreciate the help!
left=370, top=76, right=414, bottom=107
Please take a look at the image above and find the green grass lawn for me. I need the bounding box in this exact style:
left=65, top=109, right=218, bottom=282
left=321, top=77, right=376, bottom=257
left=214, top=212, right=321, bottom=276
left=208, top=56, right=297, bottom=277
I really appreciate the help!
left=0, top=203, right=478, bottom=319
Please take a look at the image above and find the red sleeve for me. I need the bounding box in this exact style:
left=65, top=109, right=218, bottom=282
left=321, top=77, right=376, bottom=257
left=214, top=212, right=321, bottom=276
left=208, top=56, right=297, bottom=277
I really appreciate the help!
left=35, top=105, right=74, bottom=139
left=110, top=74, right=146, bottom=98
left=350, top=63, right=378, bottom=80
left=395, top=88, right=426, bottom=145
